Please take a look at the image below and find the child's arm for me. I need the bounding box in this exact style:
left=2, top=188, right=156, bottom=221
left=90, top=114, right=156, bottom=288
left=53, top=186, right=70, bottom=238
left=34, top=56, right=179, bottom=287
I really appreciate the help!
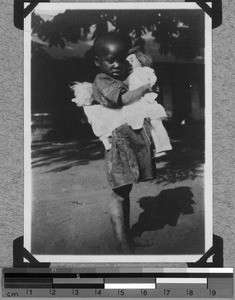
left=121, top=83, right=151, bottom=105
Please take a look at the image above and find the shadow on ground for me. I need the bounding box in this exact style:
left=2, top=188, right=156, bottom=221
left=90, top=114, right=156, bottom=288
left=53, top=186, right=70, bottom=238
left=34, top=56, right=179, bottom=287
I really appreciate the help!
left=131, top=187, right=195, bottom=237
left=31, top=139, right=104, bottom=172
left=154, top=121, right=204, bottom=184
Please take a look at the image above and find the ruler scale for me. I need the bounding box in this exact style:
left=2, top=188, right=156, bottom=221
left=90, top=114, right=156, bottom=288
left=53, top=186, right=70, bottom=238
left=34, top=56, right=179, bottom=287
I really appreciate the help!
left=2, top=268, right=233, bottom=298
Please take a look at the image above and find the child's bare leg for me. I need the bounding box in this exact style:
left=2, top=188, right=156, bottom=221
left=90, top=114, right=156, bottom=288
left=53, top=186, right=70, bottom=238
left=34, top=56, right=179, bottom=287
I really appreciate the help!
left=109, top=196, right=130, bottom=253
left=109, top=185, right=132, bottom=254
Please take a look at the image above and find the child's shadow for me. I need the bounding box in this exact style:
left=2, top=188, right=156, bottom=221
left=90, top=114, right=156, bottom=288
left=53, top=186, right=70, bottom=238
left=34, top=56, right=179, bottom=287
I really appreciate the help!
left=131, top=187, right=195, bottom=237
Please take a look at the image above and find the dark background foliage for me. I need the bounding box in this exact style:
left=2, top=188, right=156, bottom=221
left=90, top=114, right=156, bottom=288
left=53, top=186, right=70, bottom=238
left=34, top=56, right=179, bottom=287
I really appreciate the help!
left=31, top=9, right=205, bottom=141
left=32, top=9, right=204, bottom=60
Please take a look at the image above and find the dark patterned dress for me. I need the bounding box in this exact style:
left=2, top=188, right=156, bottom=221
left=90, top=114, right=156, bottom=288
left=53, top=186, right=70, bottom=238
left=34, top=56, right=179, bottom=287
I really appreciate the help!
left=93, top=73, right=154, bottom=189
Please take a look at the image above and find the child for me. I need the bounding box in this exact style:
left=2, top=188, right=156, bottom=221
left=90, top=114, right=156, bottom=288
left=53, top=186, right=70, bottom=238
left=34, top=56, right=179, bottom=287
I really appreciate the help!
left=95, top=33, right=157, bottom=253
left=72, top=33, right=155, bottom=253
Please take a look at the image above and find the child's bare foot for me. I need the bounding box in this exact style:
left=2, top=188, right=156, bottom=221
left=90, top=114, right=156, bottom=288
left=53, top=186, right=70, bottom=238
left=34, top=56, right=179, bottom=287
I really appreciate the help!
left=117, top=236, right=135, bottom=254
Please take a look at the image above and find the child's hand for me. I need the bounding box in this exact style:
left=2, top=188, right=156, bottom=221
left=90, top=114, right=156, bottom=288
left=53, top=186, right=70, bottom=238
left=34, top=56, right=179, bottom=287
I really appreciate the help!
left=143, top=83, right=152, bottom=94
left=122, top=84, right=152, bottom=105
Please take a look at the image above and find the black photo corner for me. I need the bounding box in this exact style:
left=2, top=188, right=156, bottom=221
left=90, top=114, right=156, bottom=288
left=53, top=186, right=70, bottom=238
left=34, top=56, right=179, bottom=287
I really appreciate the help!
left=14, top=0, right=51, bottom=30
left=13, top=236, right=50, bottom=268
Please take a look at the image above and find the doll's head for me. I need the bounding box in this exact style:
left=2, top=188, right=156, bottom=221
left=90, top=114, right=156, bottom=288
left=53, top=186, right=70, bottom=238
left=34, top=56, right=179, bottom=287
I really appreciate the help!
left=94, top=33, right=127, bottom=79
left=127, top=47, right=152, bottom=70
left=126, top=54, right=141, bottom=69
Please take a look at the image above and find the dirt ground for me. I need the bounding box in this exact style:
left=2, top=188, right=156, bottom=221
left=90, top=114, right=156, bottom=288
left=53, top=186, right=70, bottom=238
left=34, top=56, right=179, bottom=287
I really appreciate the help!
left=30, top=124, right=205, bottom=256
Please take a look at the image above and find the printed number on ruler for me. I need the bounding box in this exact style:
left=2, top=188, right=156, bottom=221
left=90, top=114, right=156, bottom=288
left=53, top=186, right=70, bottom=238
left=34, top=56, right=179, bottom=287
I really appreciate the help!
left=50, top=289, right=56, bottom=296
left=209, top=289, right=217, bottom=296
left=95, top=289, right=102, bottom=296
left=141, top=289, right=148, bottom=296
left=72, top=289, right=79, bottom=295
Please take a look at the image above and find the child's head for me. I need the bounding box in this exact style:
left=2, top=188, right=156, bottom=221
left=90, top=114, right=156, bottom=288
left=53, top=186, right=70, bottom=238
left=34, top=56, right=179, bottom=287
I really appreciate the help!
left=94, top=33, right=127, bottom=79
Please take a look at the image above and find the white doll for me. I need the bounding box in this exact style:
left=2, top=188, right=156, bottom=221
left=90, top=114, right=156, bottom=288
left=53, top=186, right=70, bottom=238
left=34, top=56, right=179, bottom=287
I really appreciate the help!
left=125, top=52, right=172, bottom=156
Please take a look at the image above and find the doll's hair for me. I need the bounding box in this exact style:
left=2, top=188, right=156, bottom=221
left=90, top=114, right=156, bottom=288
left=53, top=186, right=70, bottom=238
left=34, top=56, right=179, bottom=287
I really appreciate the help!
left=128, top=46, right=152, bottom=67
left=70, top=82, right=93, bottom=107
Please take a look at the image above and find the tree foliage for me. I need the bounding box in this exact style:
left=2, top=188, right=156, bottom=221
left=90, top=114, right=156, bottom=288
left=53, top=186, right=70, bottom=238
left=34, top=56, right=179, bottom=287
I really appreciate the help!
left=32, top=9, right=204, bottom=61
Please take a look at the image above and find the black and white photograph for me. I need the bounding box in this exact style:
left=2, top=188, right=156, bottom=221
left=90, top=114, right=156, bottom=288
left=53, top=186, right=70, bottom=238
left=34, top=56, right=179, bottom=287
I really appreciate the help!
left=24, top=2, right=212, bottom=263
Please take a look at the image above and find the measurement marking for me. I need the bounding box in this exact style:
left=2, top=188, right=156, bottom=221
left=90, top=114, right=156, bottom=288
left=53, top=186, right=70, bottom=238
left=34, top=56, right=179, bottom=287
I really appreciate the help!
left=156, top=278, right=207, bottom=284
left=104, top=277, right=155, bottom=283
left=2, top=267, right=233, bottom=298
left=53, top=278, right=103, bottom=284
left=105, top=283, right=155, bottom=289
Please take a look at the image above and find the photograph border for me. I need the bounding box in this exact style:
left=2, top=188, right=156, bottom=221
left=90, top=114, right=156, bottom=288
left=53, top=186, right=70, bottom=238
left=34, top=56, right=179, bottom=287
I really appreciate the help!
left=24, top=2, right=213, bottom=263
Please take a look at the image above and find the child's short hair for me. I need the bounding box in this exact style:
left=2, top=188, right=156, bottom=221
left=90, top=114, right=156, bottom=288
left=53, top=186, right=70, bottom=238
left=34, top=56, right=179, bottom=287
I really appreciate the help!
left=128, top=46, right=152, bottom=67
left=94, top=33, right=126, bottom=57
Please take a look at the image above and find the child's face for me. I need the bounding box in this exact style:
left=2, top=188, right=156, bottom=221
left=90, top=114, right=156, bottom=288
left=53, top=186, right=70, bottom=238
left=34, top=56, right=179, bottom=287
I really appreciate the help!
left=95, top=41, right=126, bottom=79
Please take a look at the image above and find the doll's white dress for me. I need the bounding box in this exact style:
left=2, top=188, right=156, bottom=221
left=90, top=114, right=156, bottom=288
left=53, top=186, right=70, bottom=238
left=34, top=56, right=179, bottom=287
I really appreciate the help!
left=123, top=66, right=172, bottom=155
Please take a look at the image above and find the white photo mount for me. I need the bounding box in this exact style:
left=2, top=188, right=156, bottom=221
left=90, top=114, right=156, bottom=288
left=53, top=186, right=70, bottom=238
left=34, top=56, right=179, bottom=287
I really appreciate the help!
left=24, top=2, right=213, bottom=263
